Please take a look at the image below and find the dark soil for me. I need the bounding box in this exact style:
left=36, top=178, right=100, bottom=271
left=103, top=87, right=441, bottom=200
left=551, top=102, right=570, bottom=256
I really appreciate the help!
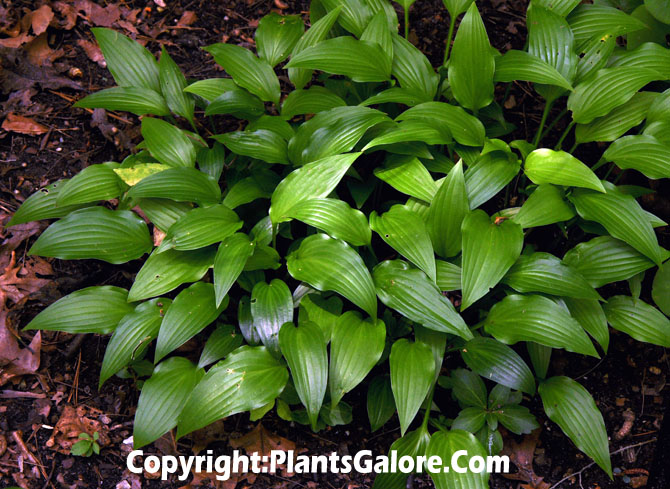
left=1, top=0, right=667, bottom=488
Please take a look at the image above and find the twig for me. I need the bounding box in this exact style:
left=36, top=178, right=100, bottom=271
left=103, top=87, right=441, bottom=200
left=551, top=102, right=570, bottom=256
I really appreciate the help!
left=64, top=334, right=85, bottom=359
left=11, top=431, right=48, bottom=479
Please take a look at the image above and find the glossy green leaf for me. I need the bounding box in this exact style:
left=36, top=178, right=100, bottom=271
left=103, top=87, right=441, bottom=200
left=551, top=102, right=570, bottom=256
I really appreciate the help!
left=575, top=34, right=616, bottom=84
left=238, top=296, right=261, bottom=345
left=298, top=293, right=342, bottom=341
left=427, top=430, right=489, bottom=489
left=390, top=339, right=435, bottom=435
left=363, top=120, right=452, bottom=151
left=563, top=298, right=609, bottom=352
left=213, top=234, right=255, bottom=307
left=250, top=279, right=293, bottom=356
left=372, top=426, right=431, bottom=489
left=56, top=163, right=125, bottom=206
left=645, top=0, right=670, bottom=23
left=513, top=184, right=575, bottom=228
left=367, top=376, right=395, bottom=432
left=436, top=260, right=462, bottom=291
left=183, top=78, right=237, bottom=102
left=485, top=294, right=599, bottom=357
left=321, top=0, right=370, bottom=36
left=464, top=151, right=520, bottom=209
left=29, top=207, right=151, bottom=264
left=204, top=89, right=265, bottom=119
left=286, top=198, right=371, bottom=246
left=391, top=34, right=438, bottom=101
left=74, top=87, right=169, bottom=116
left=279, top=321, right=327, bottom=430
left=603, top=134, right=670, bottom=179
left=652, top=261, right=670, bottom=316
left=158, top=204, right=241, bottom=253
left=360, top=10, right=393, bottom=61
left=138, top=198, right=192, bottom=232
left=397, top=102, right=485, bottom=147
left=141, top=118, right=196, bottom=168
left=281, top=87, right=346, bottom=119
left=539, top=376, right=612, bottom=477
left=497, top=404, right=539, bottom=435
left=461, top=210, right=523, bottom=310
left=568, top=4, right=646, bottom=49
left=213, top=129, right=288, bottom=165
left=534, top=0, right=581, bottom=16
left=128, top=168, right=221, bottom=205
left=288, top=234, right=377, bottom=318
left=7, top=180, right=89, bottom=226
left=114, top=163, right=169, bottom=186
left=25, top=286, right=133, bottom=334
left=604, top=296, right=670, bottom=347
left=494, top=50, right=573, bottom=90
left=374, top=155, right=437, bottom=203
left=524, top=149, right=604, bottom=192
left=451, top=368, right=487, bottom=408
left=256, top=13, right=304, bottom=67
left=373, top=260, right=472, bottom=339
left=159, top=47, right=194, bottom=124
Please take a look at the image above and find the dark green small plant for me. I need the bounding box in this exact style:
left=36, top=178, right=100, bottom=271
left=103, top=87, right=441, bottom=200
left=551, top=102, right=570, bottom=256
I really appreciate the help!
left=70, top=432, right=101, bottom=457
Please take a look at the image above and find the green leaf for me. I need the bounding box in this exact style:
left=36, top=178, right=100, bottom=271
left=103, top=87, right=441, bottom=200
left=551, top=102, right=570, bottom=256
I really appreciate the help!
left=391, top=34, right=439, bottom=101
left=645, top=0, right=670, bottom=23
left=528, top=342, right=552, bottom=379
left=461, top=337, right=535, bottom=395
left=128, top=168, right=221, bottom=205
left=270, top=152, right=361, bottom=224
left=204, top=89, right=265, bottom=119
left=374, top=155, right=438, bottom=203
left=198, top=324, right=244, bottom=368
left=361, top=10, right=393, bottom=60
left=238, top=296, right=261, bottom=345
left=436, top=260, right=462, bottom=291
left=114, top=163, right=169, bottom=187
left=100, top=298, right=171, bottom=386
left=502, top=252, right=602, bottom=300
left=298, top=293, right=343, bottom=341
left=155, top=282, right=227, bottom=362
left=372, top=426, right=431, bottom=488
left=513, top=184, right=575, bottom=228
left=464, top=151, right=520, bottom=209
left=141, top=118, right=196, bottom=168
left=576, top=92, right=657, bottom=143
left=563, top=236, right=660, bottom=288
left=92, top=28, right=159, bottom=91
left=563, top=298, right=610, bottom=352
left=373, top=260, right=472, bottom=339
left=247, top=116, right=294, bottom=140
left=7, top=180, right=89, bottom=227
left=287, top=234, right=377, bottom=318
left=494, top=50, right=573, bottom=90
left=534, top=0, right=581, bottom=16
left=426, top=430, right=489, bottom=489
left=652, top=261, right=670, bottom=316
left=177, top=346, right=288, bottom=438
left=426, top=162, right=469, bottom=258
left=289, top=7, right=342, bottom=89
left=204, top=43, right=280, bottom=105
left=452, top=407, right=486, bottom=432
left=197, top=142, right=225, bottom=181
left=575, top=34, right=616, bottom=85
left=524, top=149, right=604, bottom=192
left=603, top=134, right=670, bottom=180
left=539, top=376, right=612, bottom=477
left=56, top=163, right=125, bottom=206
left=158, top=204, right=241, bottom=253
left=279, top=321, right=327, bottom=430
left=286, top=198, right=371, bottom=246
left=138, top=198, right=191, bottom=232
left=213, top=234, right=255, bottom=307
left=213, top=130, right=288, bottom=165
left=25, top=286, right=133, bottom=334
left=442, top=0, right=474, bottom=16
left=286, top=36, right=391, bottom=82
left=256, top=13, right=304, bottom=67
left=390, top=339, right=435, bottom=435
left=461, top=210, right=523, bottom=310
left=134, top=357, right=203, bottom=448
left=451, top=368, right=487, bottom=408
left=567, top=67, right=662, bottom=124
left=281, top=87, right=346, bottom=119
left=159, top=47, right=194, bottom=124
left=360, top=87, right=430, bottom=108
left=183, top=78, right=238, bottom=102
left=29, top=207, right=151, bottom=264
left=568, top=4, right=646, bottom=50
left=363, top=120, right=452, bottom=151
left=330, top=312, right=385, bottom=407
left=569, top=186, right=663, bottom=265
left=497, top=404, right=539, bottom=435
left=128, top=247, right=215, bottom=301
left=251, top=279, right=293, bottom=356
left=367, top=376, right=395, bottom=432
left=603, top=296, right=670, bottom=347
left=74, top=87, right=169, bottom=116
left=321, top=0, right=370, bottom=36
left=485, top=294, right=599, bottom=357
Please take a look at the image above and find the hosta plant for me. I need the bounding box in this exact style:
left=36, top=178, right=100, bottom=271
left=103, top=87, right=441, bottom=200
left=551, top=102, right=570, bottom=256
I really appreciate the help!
left=11, top=0, right=670, bottom=486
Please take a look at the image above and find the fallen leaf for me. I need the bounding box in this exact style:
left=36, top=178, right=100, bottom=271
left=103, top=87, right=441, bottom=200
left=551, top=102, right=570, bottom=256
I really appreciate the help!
left=501, top=428, right=551, bottom=489
left=26, top=5, right=54, bottom=36
left=51, top=2, right=78, bottom=30
left=229, top=423, right=295, bottom=458
left=1, top=113, right=48, bottom=135
left=26, top=33, right=64, bottom=66
left=176, top=11, right=197, bottom=27
left=46, top=405, right=111, bottom=454
left=77, top=39, right=106, bottom=67
left=74, top=0, right=121, bottom=27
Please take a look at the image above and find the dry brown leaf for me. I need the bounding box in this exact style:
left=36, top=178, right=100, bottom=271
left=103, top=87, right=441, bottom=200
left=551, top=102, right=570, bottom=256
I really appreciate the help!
left=27, top=5, right=54, bottom=36
left=51, top=2, right=78, bottom=30
left=46, top=405, right=111, bottom=454
left=74, top=0, right=121, bottom=27
left=1, top=112, right=48, bottom=135
left=176, top=11, right=198, bottom=27
left=26, top=33, right=64, bottom=66
left=501, top=428, right=550, bottom=489
left=229, top=423, right=295, bottom=457
left=77, top=39, right=106, bottom=67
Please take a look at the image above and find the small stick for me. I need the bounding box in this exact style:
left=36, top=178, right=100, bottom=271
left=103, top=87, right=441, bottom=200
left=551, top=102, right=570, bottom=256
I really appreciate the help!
left=11, top=431, right=48, bottom=479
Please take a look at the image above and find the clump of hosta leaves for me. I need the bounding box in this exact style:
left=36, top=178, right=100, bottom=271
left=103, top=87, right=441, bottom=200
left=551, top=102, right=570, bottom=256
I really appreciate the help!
left=12, top=0, right=670, bottom=486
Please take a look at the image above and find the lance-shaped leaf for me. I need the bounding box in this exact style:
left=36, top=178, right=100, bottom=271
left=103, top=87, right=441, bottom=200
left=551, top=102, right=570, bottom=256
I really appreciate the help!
left=330, top=312, right=385, bottom=407
left=372, top=425, right=431, bottom=488
left=177, top=346, right=288, bottom=438
left=370, top=205, right=436, bottom=281
left=29, top=207, right=152, bottom=264
left=524, top=149, right=604, bottom=192
left=56, top=163, right=125, bottom=206
left=92, top=28, right=159, bottom=91
left=155, top=282, right=227, bottom=362
left=564, top=298, right=609, bottom=353
left=396, top=102, right=485, bottom=147
left=286, top=36, right=391, bottom=83
left=484, top=294, right=599, bottom=357
left=568, top=4, right=646, bottom=49
left=611, top=42, right=670, bottom=80
left=100, top=298, right=172, bottom=386
left=575, top=34, right=616, bottom=85
left=128, top=168, right=221, bottom=205
left=322, top=0, right=370, bottom=36
left=644, top=0, right=670, bottom=23
left=256, top=13, right=304, bottom=67
left=270, top=152, right=361, bottom=224
left=451, top=368, right=487, bottom=407
left=251, top=279, right=293, bottom=356
left=652, top=261, right=670, bottom=316
left=390, top=339, right=435, bottom=435
left=204, top=43, right=280, bottom=105
left=287, top=234, right=377, bottom=318
left=141, top=118, right=196, bottom=168
left=25, top=286, right=133, bottom=334
left=361, top=9, right=393, bottom=60
left=279, top=322, right=327, bottom=430
left=183, top=78, right=237, bottom=101
left=197, top=142, right=224, bottom=180
left=247, top=116, right=294, bottom=140
left=502, top=252, right=602, bottom=300
left=7, top=180, right=90, bottom=227
left=281, top=87, right=346, bottom=119
left=461, top=210, right=523, bottom=310
left=569, top=186, right=663, bottom=265
left=286, top=198, right=371, bottom=246
left=373, top=260, right=472, bottom=339
left=442, top=0, right=474, bottom=17
left=567, top=67, right=662, bottom=124
left=513, top=184, right=575, bottom=228
left=494, top=50, right=573, bottom=90
left=391, top=34, right=439, bottom=102
left=363, top=120, right=452, bottom=151
left=128, top=247, right=215, bottom=302
left=159, top=47, right=194, bottom=124
left=603, top=134, right=670, bottom=180
left=374, top=155, right=437, bottom=203
left=139, top=198, right=192, bottom=232
left=134, top=357, right=203, bottom=448
left=426, top=161, right=469, bottom=258
left=539, top=376, right=612, bottom=477
left=157, top=204, right=241, bottom=253
left=74, top=87, right=170, bottom=116
left=534, top=0, right=580, bottom=16
left=367, top=376, right=395, bottom=433
left=213, top=129, right=288, bottom=165
left=115, top=164, right=169, bottom=187
left=448, top=3, right=495, bottom=112
left=436, top=260, right=462, bottom=291
left=464, top=151, right=520, bottom=209
left=213, top=234, right=255, bottom=307
left=461, top=337, right=535, bottom=394
left=204, top=90, right=265, bottom=119
left=426, top=430, right=489, bottom=489
left=603, top=296, right=670, bottom=347
left=298, top=293, right=343, bottom=341
left=198, top=324, right=244, bottom=368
